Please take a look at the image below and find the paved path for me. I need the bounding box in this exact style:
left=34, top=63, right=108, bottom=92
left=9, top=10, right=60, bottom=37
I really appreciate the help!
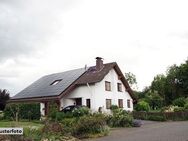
left=84, top=121, right=188, bottom=141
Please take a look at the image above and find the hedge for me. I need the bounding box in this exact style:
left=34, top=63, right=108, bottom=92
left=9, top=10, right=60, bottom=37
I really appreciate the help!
left=133, top=110, right=188, bottom=121
left=4, top=103, right=40, bottom=121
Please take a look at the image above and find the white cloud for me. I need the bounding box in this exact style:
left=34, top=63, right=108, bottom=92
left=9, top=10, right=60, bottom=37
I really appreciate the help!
left=0, top=0, right=188, bottom=95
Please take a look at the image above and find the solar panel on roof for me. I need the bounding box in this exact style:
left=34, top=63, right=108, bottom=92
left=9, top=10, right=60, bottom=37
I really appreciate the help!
left=12, top=68, right=86, bottom=99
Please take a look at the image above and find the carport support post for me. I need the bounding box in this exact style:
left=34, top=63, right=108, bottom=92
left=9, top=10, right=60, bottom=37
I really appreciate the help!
left=44, top=102, right=49, bottom=116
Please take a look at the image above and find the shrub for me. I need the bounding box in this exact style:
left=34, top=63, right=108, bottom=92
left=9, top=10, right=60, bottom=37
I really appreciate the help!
left=59, top=112, right=74, bottom=119
left=135, top=101, right=150, bottom=112
left=172, top=97, right=186, bottom=107
left=107, top=108, right=133, bottom=127
left=42, top=121, right=63, bottom=134
left=174, top=107, right=185, bottom=112
left=147, top=115, right=166, bottom=121
left=23, top=127, right=42, bottom=141
left=61, top=118, right=77, bottom=132
left=161, top=105, right=178, bottom=112
left=55, top=107, right=90, bottom=121
left=110, top=105, right=119, bottom=110
left=72, top=107, right=90, bottom=117
left=0, top=111, right=4, bottom=120
left=48, top=102, right=59, bottom=121
left=73, top=114, right=109, bottom=138
left=132, top=119, right=143, bottom=127
left=184, top=103, right=188, bottom=109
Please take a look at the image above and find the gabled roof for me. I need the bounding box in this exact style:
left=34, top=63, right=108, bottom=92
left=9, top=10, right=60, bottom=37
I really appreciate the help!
left=11, top=68, right=86, bottom=100
left=10, top=62, right=136, bottom=102
left=76, top=62, right=115, bottom=84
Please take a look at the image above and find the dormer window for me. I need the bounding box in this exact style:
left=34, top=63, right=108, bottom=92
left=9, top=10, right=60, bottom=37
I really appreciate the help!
left=50, top=79, right=62, bottom=86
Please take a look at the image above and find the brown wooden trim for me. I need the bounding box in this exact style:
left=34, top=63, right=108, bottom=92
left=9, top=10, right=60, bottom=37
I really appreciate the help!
left=113, top=64, right=137, bottom=102
left=8, top=96, right=59, bottom=103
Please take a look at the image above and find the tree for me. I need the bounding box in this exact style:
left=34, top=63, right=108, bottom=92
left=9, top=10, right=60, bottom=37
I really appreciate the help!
left=149, top=59, right=188, bottom=105
left=134, top=100, right=150, bottom=112
left=125, top=72, right=137, bottom=90
left=144, top=91, right=163, bottom=110
left=0, top=89, right=10, bottom=111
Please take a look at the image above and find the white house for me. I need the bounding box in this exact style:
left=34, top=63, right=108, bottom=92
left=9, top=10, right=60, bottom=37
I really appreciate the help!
left=10, top=57, right=136, bottom=116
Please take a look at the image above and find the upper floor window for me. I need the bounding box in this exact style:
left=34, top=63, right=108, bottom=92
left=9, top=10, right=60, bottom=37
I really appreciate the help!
left=117, top=83, right=122, bottom=92
left=127, top=99, right=131, bottom=108
left=105, top=81, right=111, bottom=91
left=118, top=99, right=123, bottom=108
left=50, top=79, right=62, bottom=86
left=106, top=99, right=112, bottom=109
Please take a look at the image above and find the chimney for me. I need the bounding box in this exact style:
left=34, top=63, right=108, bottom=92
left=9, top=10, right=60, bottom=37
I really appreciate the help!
left=96, top=57, right=104, bottom=71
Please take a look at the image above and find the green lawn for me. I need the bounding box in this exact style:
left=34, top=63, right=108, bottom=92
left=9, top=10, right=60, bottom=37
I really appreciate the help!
left=0, top=121, right=43, bottom=129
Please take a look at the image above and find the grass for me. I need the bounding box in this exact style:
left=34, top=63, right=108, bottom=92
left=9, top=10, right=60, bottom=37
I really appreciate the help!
left=0, top=121, right=43, bottom=129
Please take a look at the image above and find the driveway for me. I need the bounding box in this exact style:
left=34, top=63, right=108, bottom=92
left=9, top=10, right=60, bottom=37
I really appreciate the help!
left=84, top=121, right=188, bottom=141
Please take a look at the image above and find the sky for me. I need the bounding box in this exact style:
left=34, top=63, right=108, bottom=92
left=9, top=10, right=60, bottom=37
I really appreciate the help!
left=0, top=0, right=188, bottom=96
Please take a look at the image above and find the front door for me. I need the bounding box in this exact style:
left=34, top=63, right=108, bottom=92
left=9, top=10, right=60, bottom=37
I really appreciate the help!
left=75, top=98, right=82, bottom=105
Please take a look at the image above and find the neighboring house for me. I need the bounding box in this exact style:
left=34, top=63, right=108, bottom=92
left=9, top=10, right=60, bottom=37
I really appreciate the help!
left=10, top=57, right=136, bottom=116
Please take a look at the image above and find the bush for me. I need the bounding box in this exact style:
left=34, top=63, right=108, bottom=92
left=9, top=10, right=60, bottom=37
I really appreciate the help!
left=161, top=105, right=175, bottom=112
left=0, top=111, right=4, bottom=120
left=135, top=101, right=150, bottom=112
left=4, top=103, right=40, bottom=121
left=147, top=115, right=166, bottom=121
left=172, top=97, right=186, bottom=107
left=61, top=118, right=77, bottom=132
left=110, top=105, right=119, bottom=110
left=174, top=107, right=185, bottom=112
left=72, top=107, right=90, bottom=117
left=53, top=107, right=90, bottom=121
left=184, top=103, right=188, bottom=109
left=42, top=121, right=63, bottom=134
left=48, top=102, right=59, bottom=121
left=23, top=127, right=42, bottom=141
left=107, top=108, right=133, bottom=127
left=73, top=114, right=109, bottom=138
left=132, top=119, right=143, bottom=127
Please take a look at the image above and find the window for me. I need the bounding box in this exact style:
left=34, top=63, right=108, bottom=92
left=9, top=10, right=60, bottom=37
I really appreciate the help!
left=86, top=99, right=91, bottom=108
left=127, top=99, right=131, bottom=108
left=50, top=79, right=62, bottom=85
left=117, top=83, right=122, bottom=92
left=106, top=99, right=112, bottom=109
left=118, top=99, right=123, bottom=108
left=105, top=81, right=111, bottom=91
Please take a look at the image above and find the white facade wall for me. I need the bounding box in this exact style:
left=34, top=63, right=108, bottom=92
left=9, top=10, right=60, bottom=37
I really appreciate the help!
left=40, top=103, right=45, bottom=116
left=60, top=68, right=133, bottom=112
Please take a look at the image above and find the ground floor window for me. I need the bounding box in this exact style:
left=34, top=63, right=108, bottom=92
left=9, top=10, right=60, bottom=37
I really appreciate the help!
left=106, top=99, right=112, bottom=109
left=127, top=99, right=131, bottom=108
left=118, top=99, right=123, bottom=108
left=86, top=99, right=91, bottom=108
